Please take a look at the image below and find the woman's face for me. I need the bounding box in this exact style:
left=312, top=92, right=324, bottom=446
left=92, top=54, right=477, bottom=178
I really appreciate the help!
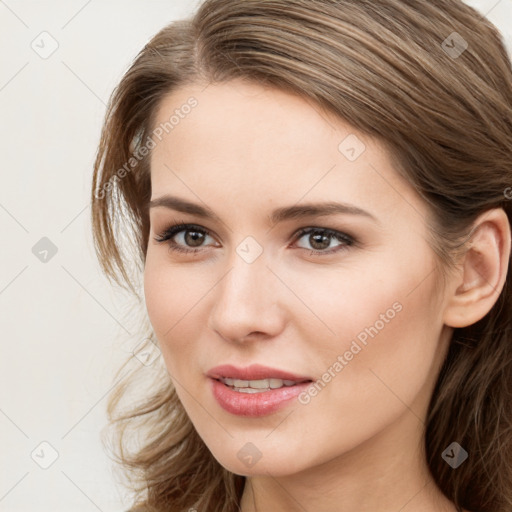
left=144, top=79, right=453, bottom=477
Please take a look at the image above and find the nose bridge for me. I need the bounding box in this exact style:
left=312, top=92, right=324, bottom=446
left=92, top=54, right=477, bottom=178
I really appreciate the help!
left=209, top=242, right=282, bottom=340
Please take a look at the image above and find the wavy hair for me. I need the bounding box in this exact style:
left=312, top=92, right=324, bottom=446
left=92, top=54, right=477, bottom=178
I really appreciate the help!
left=90, top=1, right=512, bottom=510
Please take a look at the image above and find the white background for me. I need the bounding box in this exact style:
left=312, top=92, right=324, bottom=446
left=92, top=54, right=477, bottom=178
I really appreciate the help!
left=0, top=1, right=511, bottom=511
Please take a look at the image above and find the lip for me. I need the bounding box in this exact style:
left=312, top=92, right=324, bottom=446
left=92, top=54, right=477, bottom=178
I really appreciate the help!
left=207, top=364, right=313, bottom=417
left=206, top=364, right=312, bottom=382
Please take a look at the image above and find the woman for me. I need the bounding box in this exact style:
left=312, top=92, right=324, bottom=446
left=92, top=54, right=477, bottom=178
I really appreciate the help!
left=91, top=1, right=512, bottom=511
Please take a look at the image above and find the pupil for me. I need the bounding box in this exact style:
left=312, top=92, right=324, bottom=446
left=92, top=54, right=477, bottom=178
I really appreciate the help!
left=185, top=231, right=204, bottom=247
left=310, top=233, right=329, bottom=250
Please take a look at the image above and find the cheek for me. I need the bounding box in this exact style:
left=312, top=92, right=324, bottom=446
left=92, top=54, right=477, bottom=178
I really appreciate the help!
left=297, top=258, right=443, bottom=435
left=288, top=242, right=442, bottom=380
left=144, top=249, right=191, bottom=328
left=143, top=254, right=211, bottom=370
left=144, top=259, right=173, bottom=336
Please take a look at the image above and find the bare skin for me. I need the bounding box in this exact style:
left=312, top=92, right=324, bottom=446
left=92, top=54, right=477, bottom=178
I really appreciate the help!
left=143, top=79, right=509, bottom=512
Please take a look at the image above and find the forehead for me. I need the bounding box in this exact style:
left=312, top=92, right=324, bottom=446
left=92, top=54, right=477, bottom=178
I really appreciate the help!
left=149, top=80, right=427, bottom=225
left=151, top=80, right=339, bottom=164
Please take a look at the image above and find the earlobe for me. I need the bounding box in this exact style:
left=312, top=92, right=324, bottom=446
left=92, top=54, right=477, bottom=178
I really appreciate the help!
left=443, top=208, right=511, bottom=328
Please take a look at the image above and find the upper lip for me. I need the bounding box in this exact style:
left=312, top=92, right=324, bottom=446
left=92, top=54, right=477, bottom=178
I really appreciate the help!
left=207, top=364, right=312, bottom=382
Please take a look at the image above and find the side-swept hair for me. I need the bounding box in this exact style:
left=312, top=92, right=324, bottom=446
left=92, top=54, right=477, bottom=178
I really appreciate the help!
left=91, top=1, right=512, bottom=510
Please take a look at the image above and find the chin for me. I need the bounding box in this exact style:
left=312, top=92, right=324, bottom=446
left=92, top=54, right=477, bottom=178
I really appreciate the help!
left=208, top=443, right=309, bottom=477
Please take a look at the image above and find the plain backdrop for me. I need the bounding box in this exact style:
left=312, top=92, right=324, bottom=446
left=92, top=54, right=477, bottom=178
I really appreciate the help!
left=0, top=1, right=511, bottom=511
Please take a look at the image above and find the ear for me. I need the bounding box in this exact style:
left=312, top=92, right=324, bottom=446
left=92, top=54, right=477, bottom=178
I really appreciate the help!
left=443, top=208, right=511, bottom=328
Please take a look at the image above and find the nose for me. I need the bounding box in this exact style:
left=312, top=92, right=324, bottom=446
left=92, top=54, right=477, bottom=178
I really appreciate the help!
left=207, top=247, right=286, bottom=344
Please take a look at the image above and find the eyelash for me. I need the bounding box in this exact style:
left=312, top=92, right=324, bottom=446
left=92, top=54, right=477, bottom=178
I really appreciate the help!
left=154, top=221, right=356, bottom=257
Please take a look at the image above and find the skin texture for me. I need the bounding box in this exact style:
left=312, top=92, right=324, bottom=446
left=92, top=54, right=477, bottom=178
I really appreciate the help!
left=144, top=79, right=509, bottom=512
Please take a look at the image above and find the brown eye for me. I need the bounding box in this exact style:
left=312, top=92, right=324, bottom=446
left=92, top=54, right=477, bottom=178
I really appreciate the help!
left=294, top=227, right=354, bottom=255
left=154, top=223, right=216, bottom=254
left=183, top=230, right=206, bottom=247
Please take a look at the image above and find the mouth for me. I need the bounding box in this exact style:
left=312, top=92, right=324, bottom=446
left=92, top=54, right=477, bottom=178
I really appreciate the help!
left=207, top=364, right=314, bottom=416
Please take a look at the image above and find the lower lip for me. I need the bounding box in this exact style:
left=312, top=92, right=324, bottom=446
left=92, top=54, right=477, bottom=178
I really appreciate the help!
left=210, top=378, right=311, bottom=417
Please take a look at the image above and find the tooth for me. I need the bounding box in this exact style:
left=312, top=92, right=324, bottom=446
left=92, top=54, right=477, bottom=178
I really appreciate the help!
left=248, top=379, right=270, bottom=389
left=269, top=378, right=284, bottom=388
left=232, top=379, right=249, bottom=387
left=283, top=380, right=296, bottom=386
left=223, top=378, right=235, bottom=386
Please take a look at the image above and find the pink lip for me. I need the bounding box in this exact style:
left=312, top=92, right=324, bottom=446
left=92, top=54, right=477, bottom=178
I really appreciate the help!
left=207, top=364, right=313, bottom=417
left=206, top=364, right=312, bottom=382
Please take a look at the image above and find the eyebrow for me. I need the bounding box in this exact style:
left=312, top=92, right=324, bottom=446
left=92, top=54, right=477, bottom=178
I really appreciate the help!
left=148, top=195, right=379, bottom=225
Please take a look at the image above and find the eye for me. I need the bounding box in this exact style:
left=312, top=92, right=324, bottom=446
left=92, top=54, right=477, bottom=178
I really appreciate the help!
left=293, top=227, right=354, bottom=255
left=154, top=222, right=356, bottom=256
left=154, top=223, right=217, bottom=254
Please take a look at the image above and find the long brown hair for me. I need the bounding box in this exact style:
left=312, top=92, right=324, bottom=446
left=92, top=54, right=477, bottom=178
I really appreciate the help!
left=91, top=1, right=512, bottom=510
